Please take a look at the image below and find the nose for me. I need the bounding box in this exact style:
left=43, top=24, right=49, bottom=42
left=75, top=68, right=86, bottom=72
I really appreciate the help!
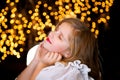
left=48, top=31, right=55, bottom=38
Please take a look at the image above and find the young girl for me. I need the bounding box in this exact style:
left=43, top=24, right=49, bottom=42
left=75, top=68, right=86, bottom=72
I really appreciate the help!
left=16, top=18, right=102, bottom=80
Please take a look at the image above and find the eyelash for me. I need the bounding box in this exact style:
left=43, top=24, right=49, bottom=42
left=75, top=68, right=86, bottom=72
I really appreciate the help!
left=57, top=34, right=61, bottom=40
left=59, top=35, right=63, bottom=40
left=55, top=30, right=63, bottom=40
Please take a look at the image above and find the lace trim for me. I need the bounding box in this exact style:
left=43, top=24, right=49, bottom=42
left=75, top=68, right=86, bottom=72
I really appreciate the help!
left=69, top=60, right=94, bottom=80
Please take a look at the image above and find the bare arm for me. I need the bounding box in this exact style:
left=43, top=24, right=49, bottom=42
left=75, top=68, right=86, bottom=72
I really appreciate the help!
left=16, top=57, right=39, bottom=80
left=16, top=43, right=62, bottom=80
left=16, top=43, right=48, bottom=80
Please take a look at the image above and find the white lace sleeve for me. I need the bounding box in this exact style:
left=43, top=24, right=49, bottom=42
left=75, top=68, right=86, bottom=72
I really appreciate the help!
left=69, top=60, right=94, bottom=80
left=36, top=60, right=94, bottom=80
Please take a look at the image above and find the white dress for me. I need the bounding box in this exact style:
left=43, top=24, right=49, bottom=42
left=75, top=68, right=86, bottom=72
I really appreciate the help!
left=36, top=60, right=94, bottom=80
left=27, top=45, right=94, bottom=80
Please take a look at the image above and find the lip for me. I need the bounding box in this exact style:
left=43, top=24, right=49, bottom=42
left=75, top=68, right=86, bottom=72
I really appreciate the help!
left=46, top=37, right=52, bottom=44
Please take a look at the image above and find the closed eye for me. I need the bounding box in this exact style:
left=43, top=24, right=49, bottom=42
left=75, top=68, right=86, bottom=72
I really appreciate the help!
left=59, top=35, right=63, bottom=40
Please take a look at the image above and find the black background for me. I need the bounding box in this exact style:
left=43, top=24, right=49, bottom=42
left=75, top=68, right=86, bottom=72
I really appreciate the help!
left=0, top=0, right=120, bottom=80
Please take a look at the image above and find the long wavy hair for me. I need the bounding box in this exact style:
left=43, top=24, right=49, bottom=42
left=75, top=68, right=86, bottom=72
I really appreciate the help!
left=56, top=18, right=102, bottom=80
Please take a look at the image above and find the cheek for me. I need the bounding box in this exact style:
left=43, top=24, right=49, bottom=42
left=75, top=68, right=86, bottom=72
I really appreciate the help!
left=53, top=44, right=68, bottom=52
left=49, top=45, right=67, bottom=52
left=43, top=43, right=60, bottom=52
left=50, top=45, right=63, bottom=52
left=43, top=41, right=68, bottom=52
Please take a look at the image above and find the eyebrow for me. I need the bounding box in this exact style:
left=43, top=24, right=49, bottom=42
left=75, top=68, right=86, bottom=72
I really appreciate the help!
left=60, top=30, right=69, bottom=42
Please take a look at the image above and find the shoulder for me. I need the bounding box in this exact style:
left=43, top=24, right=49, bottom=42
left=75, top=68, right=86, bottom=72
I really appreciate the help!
left=26, top=44, right=39, bottom=66
left=67, top=60, right=94, bottom=80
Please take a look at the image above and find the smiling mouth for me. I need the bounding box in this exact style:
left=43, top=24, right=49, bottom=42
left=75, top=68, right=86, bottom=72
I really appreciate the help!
left=46, top=37, right=52, bottom=44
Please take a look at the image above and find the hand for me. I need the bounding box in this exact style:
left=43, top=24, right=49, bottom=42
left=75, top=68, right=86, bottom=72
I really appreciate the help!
left=32, top=42, right=48, bottom=62
left=39, top=52, right=62, bottom=66
left=33, top=42, right=62, bottom=67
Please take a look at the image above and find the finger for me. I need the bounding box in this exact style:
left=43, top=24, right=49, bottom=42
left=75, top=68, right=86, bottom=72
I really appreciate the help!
left=44, top=52, right=57, bottom=63
left=51, top=52, right=62, bottom=62
left=56, top=53, right=62, bottom=61
left=51, top=52, right=59, bottom=60
left=44, top=52, right=51, bottom=59
left=48, top=52, right=55, bottom=59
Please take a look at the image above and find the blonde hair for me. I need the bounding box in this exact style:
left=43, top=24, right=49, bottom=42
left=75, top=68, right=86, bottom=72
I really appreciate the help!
left=56, top=18, right=102, bottom=80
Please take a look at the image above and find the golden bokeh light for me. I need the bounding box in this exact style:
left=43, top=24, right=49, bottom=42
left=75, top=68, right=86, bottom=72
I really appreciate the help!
left=0, top=0, right=114, bottom=61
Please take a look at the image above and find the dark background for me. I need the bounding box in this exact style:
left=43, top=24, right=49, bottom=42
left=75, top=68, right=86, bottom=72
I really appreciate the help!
left=0, top=0, right=120, bottom=80
left=98, top=0, right=120, bottom=80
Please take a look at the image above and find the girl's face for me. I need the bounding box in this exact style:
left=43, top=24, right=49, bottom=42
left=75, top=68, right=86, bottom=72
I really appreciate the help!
left=43, top=22, right=73, bottom=57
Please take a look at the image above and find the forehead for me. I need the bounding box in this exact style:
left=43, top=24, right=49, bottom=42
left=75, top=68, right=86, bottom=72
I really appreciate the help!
left=57, top=22, right=73, bottom=31
left=57, top=22, right=74, bottom=39
left=58, top=22, right=72, bottom=28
